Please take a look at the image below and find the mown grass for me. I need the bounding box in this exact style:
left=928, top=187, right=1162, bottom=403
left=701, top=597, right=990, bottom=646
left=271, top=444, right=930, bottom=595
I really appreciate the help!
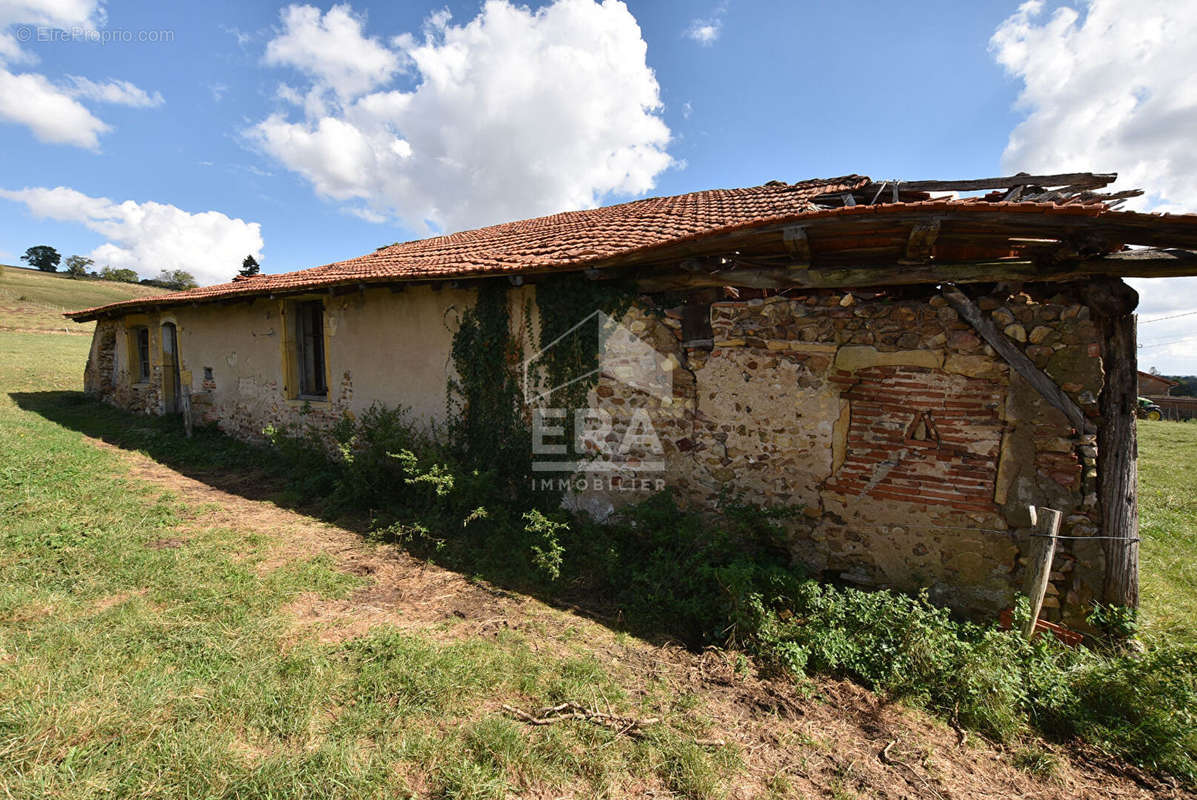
left=0, top=265, right=166, bottom=335
left=1138, top=420, right=1197, bottom=642
left=0, top=331, right=742, bottom=799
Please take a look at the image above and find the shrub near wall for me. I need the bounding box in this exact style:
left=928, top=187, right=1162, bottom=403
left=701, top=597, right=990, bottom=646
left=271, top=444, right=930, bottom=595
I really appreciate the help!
left=262, top=403, right=1196, bottom=784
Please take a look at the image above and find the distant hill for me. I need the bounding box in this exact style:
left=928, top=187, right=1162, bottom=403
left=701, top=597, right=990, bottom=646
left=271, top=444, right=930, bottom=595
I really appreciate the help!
left=0, top=264, right=169, bottom=335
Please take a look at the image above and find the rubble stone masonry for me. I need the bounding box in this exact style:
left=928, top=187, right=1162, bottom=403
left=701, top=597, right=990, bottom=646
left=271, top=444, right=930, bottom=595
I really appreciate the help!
left=580, top=285, right=1105, bottom=628
left=84, top=282, right=1107, bottom=627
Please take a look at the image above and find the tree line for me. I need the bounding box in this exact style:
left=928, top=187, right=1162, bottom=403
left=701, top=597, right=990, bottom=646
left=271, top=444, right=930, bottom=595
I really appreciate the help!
left=17, top=246, right=263, bottom=290
left=19, top=244, right=199, bottom=290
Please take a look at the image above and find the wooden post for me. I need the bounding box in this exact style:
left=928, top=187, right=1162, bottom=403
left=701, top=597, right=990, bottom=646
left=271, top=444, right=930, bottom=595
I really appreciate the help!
left=181, top=384, right=193, bottom=439
left=1085, top=278, right=1140, bottom=609
left=1023, top=506, right=1062, bottom=639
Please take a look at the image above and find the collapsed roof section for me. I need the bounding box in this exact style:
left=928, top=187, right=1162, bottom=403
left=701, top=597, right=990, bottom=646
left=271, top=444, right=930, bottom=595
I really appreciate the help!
left=66, top=172, right=1197, bottom=321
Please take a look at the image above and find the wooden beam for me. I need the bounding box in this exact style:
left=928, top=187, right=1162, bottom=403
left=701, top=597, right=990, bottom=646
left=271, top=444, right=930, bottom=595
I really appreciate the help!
left=575, top=210, right=1197, bottom=276
left=631, top=250, right=1197, bottom=293
left=782, top=225, right=810, bottom=265
left=1086, top=278, right=1140, bottom=609
left=889, top=172, right=1116, bottom=193
left=902, top=219, right=940, bottom=263
left=941, top=285, right=1096, bottom=435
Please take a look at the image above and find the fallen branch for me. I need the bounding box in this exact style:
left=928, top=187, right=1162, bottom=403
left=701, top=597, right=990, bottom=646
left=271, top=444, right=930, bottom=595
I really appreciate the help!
left=501, top=701, right=660, bottom=739
left=879, top=739, right=946, bottom=800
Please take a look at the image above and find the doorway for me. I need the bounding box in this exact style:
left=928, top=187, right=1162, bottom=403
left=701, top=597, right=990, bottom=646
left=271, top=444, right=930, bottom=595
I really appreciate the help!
left=161, top=322, right=181, bottom=414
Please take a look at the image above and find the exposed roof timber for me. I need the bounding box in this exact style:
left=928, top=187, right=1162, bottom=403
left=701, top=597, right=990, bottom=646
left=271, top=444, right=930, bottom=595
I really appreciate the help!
left=629, top=249, right=1197, bottom=293
left=902, top=219, right=941, bottom=263
left=886, top=172, right=1117, bottom=193
left=73, top=248, right=1197, bottom=320
left=66, top=200, right=1197, bottom=321
left=812, top=173, right=1138, bottom=209
left=602, top=207, right=1197, bottom=268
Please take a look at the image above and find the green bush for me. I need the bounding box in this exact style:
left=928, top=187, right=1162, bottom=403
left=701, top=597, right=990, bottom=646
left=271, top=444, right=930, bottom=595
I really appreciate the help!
left=261, top=405, right=1197, bottom=784
left=733, top=580, right=1196, bottom=780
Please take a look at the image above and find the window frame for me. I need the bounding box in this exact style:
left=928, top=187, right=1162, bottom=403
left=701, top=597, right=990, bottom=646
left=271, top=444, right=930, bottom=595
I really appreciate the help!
left=128, top=324, right=151, bottom=385
left=282, top=298, right=330, bottom=402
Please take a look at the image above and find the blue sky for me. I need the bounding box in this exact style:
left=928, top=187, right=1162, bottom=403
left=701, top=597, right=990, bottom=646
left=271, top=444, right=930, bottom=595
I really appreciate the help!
left=1, top=0, right=1195, bottom=371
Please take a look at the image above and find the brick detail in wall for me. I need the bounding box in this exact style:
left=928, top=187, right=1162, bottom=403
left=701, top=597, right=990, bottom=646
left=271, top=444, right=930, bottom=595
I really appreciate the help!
left=824, top=365, right=1004, bottom=512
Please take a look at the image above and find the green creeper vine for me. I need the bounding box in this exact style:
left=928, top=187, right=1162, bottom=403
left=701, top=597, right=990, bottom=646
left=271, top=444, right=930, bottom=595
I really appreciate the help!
left=448, top=280, right=529, bottom=484
left=447, top=274, right=637, bottom=500
left=532, top=273, right=637, bottom=414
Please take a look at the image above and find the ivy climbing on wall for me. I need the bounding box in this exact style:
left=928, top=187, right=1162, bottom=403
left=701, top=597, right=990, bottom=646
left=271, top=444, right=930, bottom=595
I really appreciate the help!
left=448, top=280, right=529, bottom=486
left=447, top=273, right=638, bottom=497
left=532, top=273, right=637, bottom=414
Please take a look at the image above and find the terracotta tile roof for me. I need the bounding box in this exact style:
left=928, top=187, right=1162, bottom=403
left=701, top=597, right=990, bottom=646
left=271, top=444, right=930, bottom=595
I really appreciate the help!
left=66, top=175, right=1197, bottom=320
left=67, top=176, right=865, bottom=318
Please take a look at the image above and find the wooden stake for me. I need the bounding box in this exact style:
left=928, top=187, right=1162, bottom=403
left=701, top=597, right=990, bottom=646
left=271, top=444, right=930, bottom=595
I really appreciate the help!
left=181, top=385, right=193, bottom=439
left=1023, top=506, right=1062, bottom=639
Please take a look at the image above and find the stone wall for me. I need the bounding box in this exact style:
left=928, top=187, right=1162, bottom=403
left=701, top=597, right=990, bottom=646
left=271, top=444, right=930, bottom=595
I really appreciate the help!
left=84, top=317, right=163, bottom=415
left=578, top=285, right=1105, bottom=627
left=83, top=280, right=1108, bottom=627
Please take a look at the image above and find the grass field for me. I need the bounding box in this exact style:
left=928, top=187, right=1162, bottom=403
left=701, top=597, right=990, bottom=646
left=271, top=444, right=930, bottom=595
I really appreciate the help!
left=1138, top=421, right=1197, bottom=641
left=0, top=265, right=167, bottom=335
left=0, top=329, right=1192, bottom=798
left=0, top=331, right=748, bottom=798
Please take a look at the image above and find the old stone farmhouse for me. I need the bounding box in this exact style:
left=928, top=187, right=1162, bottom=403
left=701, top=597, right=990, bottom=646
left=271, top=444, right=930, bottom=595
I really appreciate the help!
left=68, top=172, right=1197, bottom=629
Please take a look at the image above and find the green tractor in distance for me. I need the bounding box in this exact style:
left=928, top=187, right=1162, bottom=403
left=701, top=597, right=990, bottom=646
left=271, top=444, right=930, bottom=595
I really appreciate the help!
left=1138, top=397, right=1164, bottom=421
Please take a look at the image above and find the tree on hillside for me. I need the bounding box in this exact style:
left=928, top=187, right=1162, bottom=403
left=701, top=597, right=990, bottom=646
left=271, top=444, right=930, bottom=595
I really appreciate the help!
left=154, top=269, right=198, bottom=290
left=238, top=254, right=260, bottom=277
left=100, top=266, right=140, bottom=283
left=21, top=246, right=60, bottom=272
left=64, top=255, right=94, bottom=279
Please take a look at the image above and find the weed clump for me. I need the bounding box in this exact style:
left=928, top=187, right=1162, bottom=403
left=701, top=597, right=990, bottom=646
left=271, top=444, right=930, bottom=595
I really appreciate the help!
left=263, top=406, right=1197, bottom=784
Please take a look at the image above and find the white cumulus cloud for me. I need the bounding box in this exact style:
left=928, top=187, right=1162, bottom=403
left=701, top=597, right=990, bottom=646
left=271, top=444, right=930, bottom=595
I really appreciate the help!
left=249, top=0, right=672, bottom=234
left=0, top=186, right=264, bottom=286
left=685, top=20, right=720, bottom=45
left=992, top=0, right=1197, bottom=372
left=684, top=1, right=727, bottom=45
left=0, top=70, right=110, bottom=147
left=992, top=0, right=1197, bottom=209
left=264, top=4, right=400, bottom=105
left=0, top=0, right=103, bottom=62
left=0, top=0, right=162, bottom=149
left=65, top=75, right=164, bottom=107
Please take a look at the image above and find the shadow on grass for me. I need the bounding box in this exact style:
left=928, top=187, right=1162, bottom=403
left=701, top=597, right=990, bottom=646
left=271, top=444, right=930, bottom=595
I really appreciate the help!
left=12, top=390, right=317, bottom=505
left=9, top=389, right=669, bottom=642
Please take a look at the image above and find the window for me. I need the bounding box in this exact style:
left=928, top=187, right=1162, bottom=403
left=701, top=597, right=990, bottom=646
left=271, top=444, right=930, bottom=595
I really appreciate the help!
left=131, top=326, right=150, bottom=383
left=293, top=300, right=327, bottom=398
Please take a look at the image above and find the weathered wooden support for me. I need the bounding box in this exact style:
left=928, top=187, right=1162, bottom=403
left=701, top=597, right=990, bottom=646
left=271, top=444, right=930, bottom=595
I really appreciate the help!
left=180, top=385, right=193, bottom=439
left=888, top=172, right=1116, bottom=193
left=1023, top=506, right=1062, bottom=638
left=941, top=285, right=1096, bottom=435
left=901, top=219, right=940, bottom=263
left=782, top=225, right=810, bottom=265
left=631, top=250, right=1197, bottom=293
left=1085, top=278, right=1140, bottom=608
